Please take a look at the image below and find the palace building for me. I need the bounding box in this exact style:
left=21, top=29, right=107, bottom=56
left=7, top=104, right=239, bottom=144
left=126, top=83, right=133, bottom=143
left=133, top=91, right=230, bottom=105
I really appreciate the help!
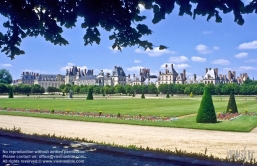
left=12, top=64, right=249, bottom=90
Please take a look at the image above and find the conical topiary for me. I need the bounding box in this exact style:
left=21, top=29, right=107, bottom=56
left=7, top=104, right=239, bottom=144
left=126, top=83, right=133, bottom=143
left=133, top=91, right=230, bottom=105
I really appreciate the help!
left=8, top=88, right=14, bottom=98
left=166, top=91, right=170, bottom=98
left=190, top=92, right=194, bottom=97
left=86, top=87, right=94, bottom=100
left=196, top=86, right=217, bottom=123
left=226, top=91, right=238, bottom=113
left=141, top=92, right=145, bottom=99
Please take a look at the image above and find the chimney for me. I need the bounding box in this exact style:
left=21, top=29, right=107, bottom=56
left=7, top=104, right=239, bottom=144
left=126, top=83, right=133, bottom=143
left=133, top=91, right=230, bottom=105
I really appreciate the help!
left=84, top=69, right=87, bottom=75
left=23, top=72, right=24, bottom=75
left=209, top=68, right=212, bottom=70
left=194, top=74, right=196, bottom=81
left=215, top=68, right=218, bottom=75
left=115, top=66, right=117, bottom=69
left=228, top=70, right=231, bottom=81
left=159, top=71, right=161, bottom=75
left=166, top=64, right=168, bottom=68
left=233, top=71, right=236, bottom=78
left=140, top=68, right=141, bottom=74
left=133, top=74, right=135, bottom=78
left=183, top=69, right=186, bottom=80
left=171, top=64, right=173, bottom=69
left=166, top=69, right=168, bottom=74
left=206, top=68, right=208, bottom=73
left=219, top=74, right=222, bottom=80
left=92, top=70, right=94, bottom=75
left=128, top=74, right=130, bottom=78
left=66, top=69, right=68, bottom=73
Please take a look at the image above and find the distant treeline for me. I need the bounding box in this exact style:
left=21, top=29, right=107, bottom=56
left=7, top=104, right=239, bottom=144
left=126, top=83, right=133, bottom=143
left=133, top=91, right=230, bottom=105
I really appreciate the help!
left=0, top=79, right=257, bottom=95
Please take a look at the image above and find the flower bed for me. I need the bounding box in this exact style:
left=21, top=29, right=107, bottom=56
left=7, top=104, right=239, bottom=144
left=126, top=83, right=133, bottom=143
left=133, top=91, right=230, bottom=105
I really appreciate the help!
left=0, top=107, right=179, bottom=122
left=216, top=111, right=257, bottom=121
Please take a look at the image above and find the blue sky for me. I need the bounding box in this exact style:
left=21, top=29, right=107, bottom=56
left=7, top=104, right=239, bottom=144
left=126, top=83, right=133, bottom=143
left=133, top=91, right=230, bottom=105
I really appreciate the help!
left=0, top=2, right=257, bottom=81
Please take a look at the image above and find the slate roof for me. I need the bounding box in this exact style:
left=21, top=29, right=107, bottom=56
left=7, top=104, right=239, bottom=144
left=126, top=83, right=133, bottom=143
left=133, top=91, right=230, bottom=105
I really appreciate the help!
left=77, top=75, right=96, bottom=81
left=35, top=74, right=65, bottom=81
left=112, top=67, right=126, bottom=77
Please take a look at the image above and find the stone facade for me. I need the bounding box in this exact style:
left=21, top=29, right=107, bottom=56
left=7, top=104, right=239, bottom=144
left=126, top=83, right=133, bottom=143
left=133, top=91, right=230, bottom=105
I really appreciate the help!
left=12, top=65, right=249, bottom=89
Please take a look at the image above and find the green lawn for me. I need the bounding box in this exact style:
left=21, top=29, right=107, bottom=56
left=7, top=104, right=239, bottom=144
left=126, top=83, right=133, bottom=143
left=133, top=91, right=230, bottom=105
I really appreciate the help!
left=0, top=97, right=256, bottom=132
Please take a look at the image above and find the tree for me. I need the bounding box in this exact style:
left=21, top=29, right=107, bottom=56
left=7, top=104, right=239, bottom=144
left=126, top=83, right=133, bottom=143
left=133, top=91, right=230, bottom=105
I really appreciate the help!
left=86, top=86, right=94, bottom=100
left=226, top=91, right=238, bottom=113
left=0, top=69, right=12, bottom=84
left=8, top=88, right=13, bottom=98
left=31, top=84, right=44, bottom=94
left=196, top=86, right=217, bottom=123
left=190, top=92, right=194, bottom=97
left=1, top=0, right=255, bottom=59
left=141, top=90, right=145, bottom=99
left=0, top=83, right=8, bottom=94
left=166, top=91, right=170, bottom=98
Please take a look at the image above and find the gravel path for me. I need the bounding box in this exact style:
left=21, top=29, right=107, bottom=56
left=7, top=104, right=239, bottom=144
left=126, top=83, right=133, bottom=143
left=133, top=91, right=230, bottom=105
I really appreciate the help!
left=0, top=115, right=256, bottom=159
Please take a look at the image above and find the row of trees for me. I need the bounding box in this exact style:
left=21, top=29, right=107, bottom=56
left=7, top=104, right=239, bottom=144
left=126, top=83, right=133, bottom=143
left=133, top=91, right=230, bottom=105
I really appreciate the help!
left=1, top=81, right=257, bottom=95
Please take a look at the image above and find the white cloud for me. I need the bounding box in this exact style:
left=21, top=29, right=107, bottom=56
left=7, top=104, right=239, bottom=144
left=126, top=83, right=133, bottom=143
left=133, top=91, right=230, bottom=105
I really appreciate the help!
left=95, top=69, right=113, bottom=74
left=138, top=4, right=145, bottom=11
left=60, top=63, right=87, bottom=72
left=238, top=40, right=257, bottom=49
left=1, top=64, right=12, bottom=67
left=223, top=68, right=232, bottom=71
left=238, top=66, right=257, bottom=70
left=211, top=59, right=230, bottom=65
left=175, top=64, right=191, bottom=69
left=203, top=31, right=212, bottom=34
left=168, top=56, right=188, bottom=63
left=246, top=59, right=257, bottom=63
left=191, top=56, right=206, bottom=62
left=195, top=44, right=212, bottom=54
left=235, top=52, right=248, bottom=58
left=135, top=47, right=176, bottom=57
left=213, top=46, right=220, bottom=50
left=134, top=60, right=141, bottom=63
left=160, top=63, right=190, bottom=69
left=127, top=66, right=144, bottom=72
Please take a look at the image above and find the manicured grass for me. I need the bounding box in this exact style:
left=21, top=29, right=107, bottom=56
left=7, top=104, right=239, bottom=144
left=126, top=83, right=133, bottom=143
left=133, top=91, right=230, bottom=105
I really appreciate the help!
left=0, top=97, right=256, bottom=132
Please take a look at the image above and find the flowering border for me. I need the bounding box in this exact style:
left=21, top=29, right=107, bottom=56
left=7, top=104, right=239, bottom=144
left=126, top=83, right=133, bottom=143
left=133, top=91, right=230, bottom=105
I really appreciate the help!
left=0, top=107, right=179, bottom=122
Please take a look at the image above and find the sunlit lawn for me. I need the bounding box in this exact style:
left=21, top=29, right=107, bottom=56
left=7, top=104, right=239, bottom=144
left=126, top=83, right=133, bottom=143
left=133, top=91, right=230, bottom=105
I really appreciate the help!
left=0, top=96, right=256, bottom=132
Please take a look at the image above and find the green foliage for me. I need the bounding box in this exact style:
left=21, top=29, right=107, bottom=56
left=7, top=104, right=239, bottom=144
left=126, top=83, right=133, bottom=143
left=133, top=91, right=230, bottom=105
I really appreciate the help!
left=166, top=91, right=170, bottom=98
left=86, top=86, right=94, bottom=100
left=8, top=88, right=14, bottom=98
left=0, top=83, right=8, bottom=93
left=196, top=86, right=217, bottom=123
left=141, top=92, right=145, bottom=99
left=190, top=92, right=193, bottom=97
left=0, top=69, right=12, bottom=84
left=226, top=91, right=238, bottom=113
left=117, top=112, right=121, bottom=118
left=0, top=1, right=254, bottom=59
left=50, top=109, right=54, bottom=114
left=47, top=86, right=61, bottom=93
left=31, top=84, right=45, bottom=94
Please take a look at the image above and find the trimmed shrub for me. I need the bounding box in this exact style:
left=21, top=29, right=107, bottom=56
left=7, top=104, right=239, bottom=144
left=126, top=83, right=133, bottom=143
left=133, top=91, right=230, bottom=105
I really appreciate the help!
left=196, top=86, right=217, bottom=123
left=117, top=112, right=121, bottom=118
left=50, top=109, right=54, bottom=114
left=226, top=91, right=238, bottom=113
left=190, top=92, right=193, bottom=97
left=86, top=87, right=94, bottom=100
left=166, top=91, right=170, bottom=98
left=8, top=88, right=14, bottom=98
left=141, top=92, right=145, bottom=99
